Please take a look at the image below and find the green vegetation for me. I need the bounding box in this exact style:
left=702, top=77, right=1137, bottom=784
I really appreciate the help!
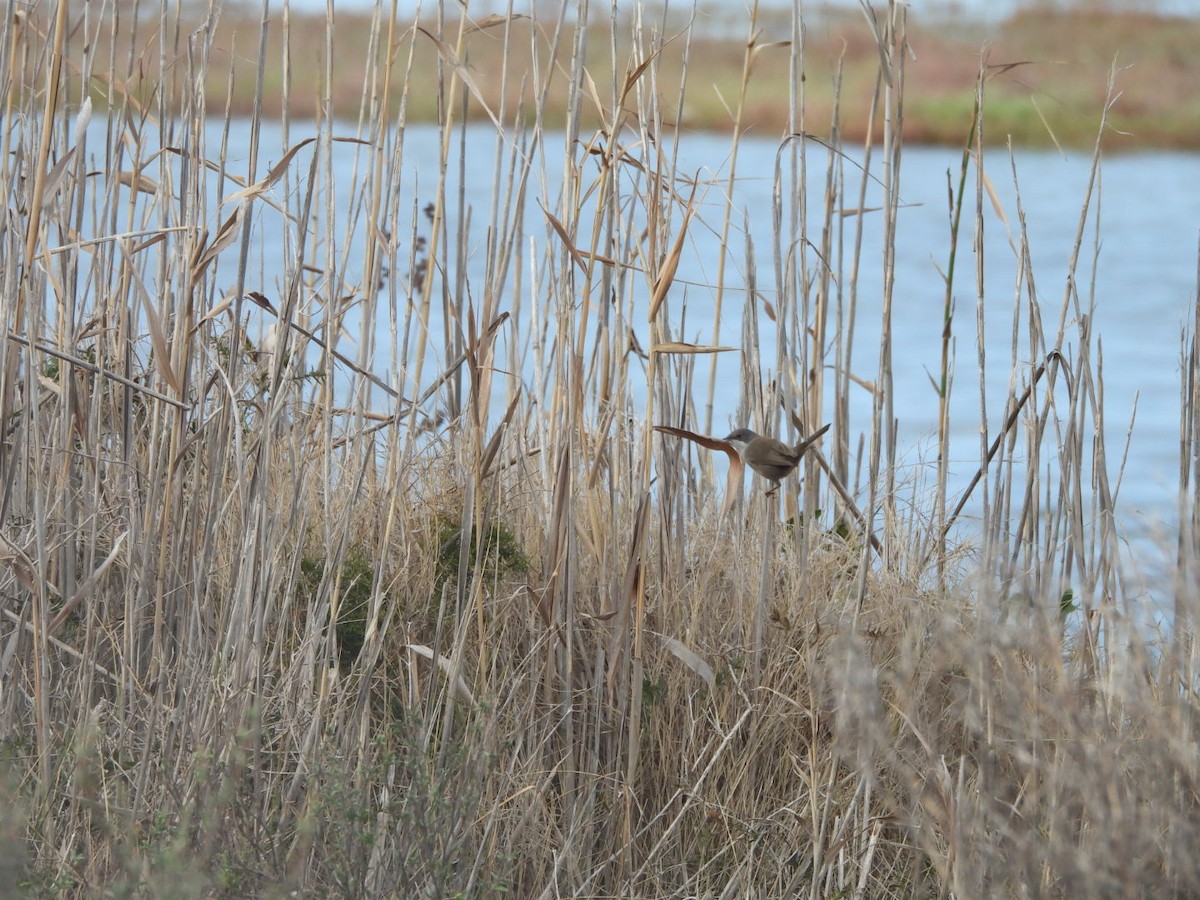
left=2, top=0, right=1200, bottom=896
left=434, top=512, right=530, bottom=587
left=300, top=552, right=378, bottom=670
left=69, top=2, right=1200, bottom=149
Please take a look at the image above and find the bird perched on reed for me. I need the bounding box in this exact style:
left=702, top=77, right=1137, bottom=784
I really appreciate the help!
left=722, top=423, right=830, bottom=495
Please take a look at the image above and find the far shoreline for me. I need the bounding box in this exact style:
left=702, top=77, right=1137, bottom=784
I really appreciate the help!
left=67, top=3, right=1200, bottom=152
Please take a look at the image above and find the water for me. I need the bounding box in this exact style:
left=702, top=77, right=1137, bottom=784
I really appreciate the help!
left=660, top=135, right=1200, bottom=544
left=85, top=119, right=1200, bottom=545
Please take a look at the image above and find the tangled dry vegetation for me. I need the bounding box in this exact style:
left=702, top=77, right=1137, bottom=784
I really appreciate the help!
left=2, top=1, right=1200, bottom=897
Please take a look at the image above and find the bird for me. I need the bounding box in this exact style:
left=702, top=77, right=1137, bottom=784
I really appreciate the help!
left=722, top=423, right=831, bottom=495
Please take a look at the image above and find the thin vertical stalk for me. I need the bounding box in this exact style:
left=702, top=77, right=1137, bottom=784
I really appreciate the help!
left=702, top=0, right=759, bottom=438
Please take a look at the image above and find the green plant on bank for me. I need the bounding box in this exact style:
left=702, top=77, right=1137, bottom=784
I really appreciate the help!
left=206, top=325, right=326, bottom=433
left=300, top=551, right=378, bottom=671
left=40, top=345, right=95, bottom=383
left=433, top=511, right=530, bottom=588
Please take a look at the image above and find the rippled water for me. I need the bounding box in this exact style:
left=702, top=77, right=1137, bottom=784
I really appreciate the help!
left=147, top=122, right=1200, bottom=542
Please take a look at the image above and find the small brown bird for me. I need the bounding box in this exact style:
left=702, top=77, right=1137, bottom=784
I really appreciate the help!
left=722, top=423, right=831, bottom=494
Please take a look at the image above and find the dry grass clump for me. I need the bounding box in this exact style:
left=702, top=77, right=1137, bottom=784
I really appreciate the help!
left=2, top=0, right=1200, bottom=896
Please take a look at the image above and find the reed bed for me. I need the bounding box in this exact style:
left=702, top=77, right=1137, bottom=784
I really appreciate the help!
left=1, top=0, right=1198, bottom=896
